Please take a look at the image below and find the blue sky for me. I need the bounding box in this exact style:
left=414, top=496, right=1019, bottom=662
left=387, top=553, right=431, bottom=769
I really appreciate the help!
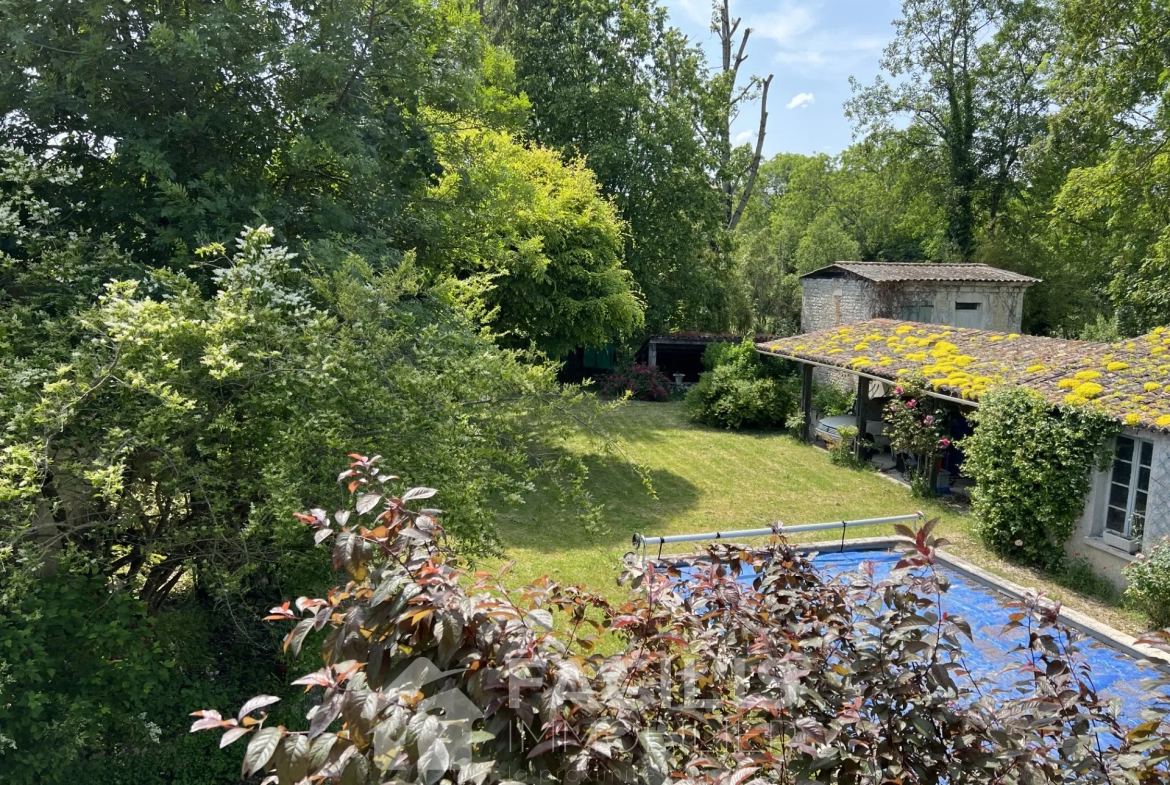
left=661, top=0, right=903, bottom=156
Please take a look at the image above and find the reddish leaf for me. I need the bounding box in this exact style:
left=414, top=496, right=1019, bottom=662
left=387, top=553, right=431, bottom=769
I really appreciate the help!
left=220, top=726, right=252, bottom=748
left=242, top=726, right=284, bottom=777
left=238, top=695, right=281, bottom=720
left=284, top=617, right=315, bottom=656
left=401, top=487, right=437, bottom=502
left=355, top=493, right=382, bottom=515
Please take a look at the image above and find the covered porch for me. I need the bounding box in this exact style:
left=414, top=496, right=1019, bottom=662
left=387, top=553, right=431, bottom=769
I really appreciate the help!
left=761, top=347, right=976, bottom=494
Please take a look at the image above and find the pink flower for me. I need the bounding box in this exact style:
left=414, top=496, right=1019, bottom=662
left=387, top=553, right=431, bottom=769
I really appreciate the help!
left=923, top=414, right=934, bottom=426
left=939, top=438, right=951, bottom=449
left=893, top=386, right=904, bottom=396
left=906, top=399, right=916, bottom=408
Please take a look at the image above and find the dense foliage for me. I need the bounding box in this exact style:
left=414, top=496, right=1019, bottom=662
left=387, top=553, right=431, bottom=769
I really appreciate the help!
left=7, top=0, right=1170, bottom=779
left=960, top=388, right=1118, bottom=569
left=0, top=148, right=599, bottom=780
left=685, top=339, right=797, bottom=429
left=597, top=364, right=672, bottom=402
left=423, top=128, right=643, bottom=356
left=490, top=0, right=744, bottom=334
left=0, top=0, right=641, bottom=355
left=1124, top=536, right=1170, bottom=629
left=196, top=456, right=1170, bottom=783
left=733, top=0, right=1170, bottom=339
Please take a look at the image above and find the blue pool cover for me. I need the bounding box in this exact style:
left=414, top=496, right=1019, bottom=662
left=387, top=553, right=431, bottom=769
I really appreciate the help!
left=723, top=549, right=1164, bottom=726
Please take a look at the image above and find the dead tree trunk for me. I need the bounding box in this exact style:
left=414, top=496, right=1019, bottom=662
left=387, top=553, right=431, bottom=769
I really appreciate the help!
left=713, top=0, right=773, bottom=232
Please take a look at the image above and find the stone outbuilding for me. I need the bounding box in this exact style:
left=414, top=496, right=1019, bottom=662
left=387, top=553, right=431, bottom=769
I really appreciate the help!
left=800, top=262, right=1038, bottom=334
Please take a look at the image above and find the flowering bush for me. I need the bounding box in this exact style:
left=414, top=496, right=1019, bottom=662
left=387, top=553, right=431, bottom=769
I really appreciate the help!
left=1125, top=536, right=1170, bottom=628
left=597, top=363, right=671, bottom=401
left=193, top=455, right=1170, bottom=784
left=962, top=387, right=1118, bottom=569
left=882, top=377, right=948, bottom=496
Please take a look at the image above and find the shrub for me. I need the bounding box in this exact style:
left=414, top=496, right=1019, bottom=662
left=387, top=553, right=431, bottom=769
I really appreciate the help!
left=597, top=363, right=671, bottom=401
left=685, top=339, right=796, bottom=429
left=194, top=455, right=1170, bottom=783
left=961, top=387, right=1118, bottom=569
left=813, top=382, right=855, bottom=417
left=1125, top=536, right=1170, bottom=628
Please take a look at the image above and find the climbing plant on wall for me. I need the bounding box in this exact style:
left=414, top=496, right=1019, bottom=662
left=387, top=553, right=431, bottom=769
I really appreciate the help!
left=960, top=387, right=1118, bottom=569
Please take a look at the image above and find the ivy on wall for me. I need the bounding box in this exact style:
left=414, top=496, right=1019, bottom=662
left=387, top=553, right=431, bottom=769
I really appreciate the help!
left=961, top=388, right=1118, bottom=568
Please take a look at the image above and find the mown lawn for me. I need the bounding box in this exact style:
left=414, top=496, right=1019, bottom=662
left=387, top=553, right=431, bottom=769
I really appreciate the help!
left=487, top=400, right=1146, bottom=634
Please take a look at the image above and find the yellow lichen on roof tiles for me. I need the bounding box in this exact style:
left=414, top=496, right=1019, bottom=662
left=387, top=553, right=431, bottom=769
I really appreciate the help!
left=755, top=318, right=1170, bottom=431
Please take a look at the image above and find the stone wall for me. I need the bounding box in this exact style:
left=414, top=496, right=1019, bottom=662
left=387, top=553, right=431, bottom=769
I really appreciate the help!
left=800, top=276, right=1029, bottom=390
left=882, top=282, right=1027, bottom=333
left=801, top=277, right=876, bottom=333
left=800, top=276, right=1029, bottom=334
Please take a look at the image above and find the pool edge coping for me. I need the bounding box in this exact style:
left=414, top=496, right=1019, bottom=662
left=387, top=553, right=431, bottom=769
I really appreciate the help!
left=652, top=535, right=1169, bottom=667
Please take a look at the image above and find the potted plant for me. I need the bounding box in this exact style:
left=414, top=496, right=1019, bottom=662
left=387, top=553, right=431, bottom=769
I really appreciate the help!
left=1103, top=518, right=1143, bottom=554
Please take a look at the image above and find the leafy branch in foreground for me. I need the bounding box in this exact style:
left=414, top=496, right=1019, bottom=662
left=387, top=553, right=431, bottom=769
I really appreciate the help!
left=194, top=455, right=1170, bottom=784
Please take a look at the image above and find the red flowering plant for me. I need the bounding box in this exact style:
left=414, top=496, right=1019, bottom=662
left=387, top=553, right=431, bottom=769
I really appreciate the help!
left=190, top=454, right=1170, bottom=784
left=597, top=363, right=671, bottom=402
left=884, top=375, right=949, bottom=496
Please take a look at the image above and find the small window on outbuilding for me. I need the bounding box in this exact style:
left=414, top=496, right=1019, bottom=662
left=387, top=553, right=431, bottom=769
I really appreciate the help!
left=954, top=301, right=981, bottom=328
left=900, top=303, right=934, bottom=323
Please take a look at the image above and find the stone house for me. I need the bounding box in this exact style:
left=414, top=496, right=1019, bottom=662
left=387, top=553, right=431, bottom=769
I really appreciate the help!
left=758, top=319, right=1170, bottom=590
left=800, top=262, right=1038, bottom=334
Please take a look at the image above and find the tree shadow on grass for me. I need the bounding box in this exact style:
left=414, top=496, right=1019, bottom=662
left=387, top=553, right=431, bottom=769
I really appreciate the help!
left=495, top=451, right=700, bottom=555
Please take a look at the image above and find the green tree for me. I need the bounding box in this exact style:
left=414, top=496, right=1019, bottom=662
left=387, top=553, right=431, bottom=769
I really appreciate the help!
left=0, top=0, right=499, bottom=265
left=848, top=0, right=1055, bottom=260
left=1050, top=0, right=1170, bottom=334
left=731, top=142, right=943, bottom=333
left=489, top=0, right=733, bottom=334
left=0, top=150, right=604, bottom=780
left=421, top=128, right=643, bottom=356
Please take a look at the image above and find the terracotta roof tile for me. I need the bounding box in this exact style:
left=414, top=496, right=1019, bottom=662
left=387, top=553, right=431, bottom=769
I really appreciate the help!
left=757, top=319, right=1170, bottom=432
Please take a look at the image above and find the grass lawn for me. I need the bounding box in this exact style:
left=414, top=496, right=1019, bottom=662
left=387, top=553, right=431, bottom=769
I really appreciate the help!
left=488, top=400, right=1147, bottom=635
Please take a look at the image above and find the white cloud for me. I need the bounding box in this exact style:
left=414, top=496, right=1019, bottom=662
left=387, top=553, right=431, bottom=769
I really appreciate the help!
left=666, top=0, right=710, bottom=27
left=734, top=129, right=755, bottom=144
left=771, top=32, right=886, bottom=70
left=786, top=92, right=815, bottom=109
left=748, top=6, right=817, bottom=46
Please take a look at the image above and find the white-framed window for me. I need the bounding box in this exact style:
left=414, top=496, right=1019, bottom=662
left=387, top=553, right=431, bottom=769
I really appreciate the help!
left=1106, top=435, right=1153, bottom=541
left=900, top=303, right=933, bottom=322
left=953, top=301, right=981, bottom=328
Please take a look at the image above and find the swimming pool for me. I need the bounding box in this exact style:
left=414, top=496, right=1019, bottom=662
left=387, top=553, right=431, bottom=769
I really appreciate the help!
left=720, top=547, right=1164, bottom=726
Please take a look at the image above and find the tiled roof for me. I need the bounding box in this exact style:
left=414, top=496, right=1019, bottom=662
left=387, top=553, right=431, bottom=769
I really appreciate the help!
left=801, top=262, right=1039, bottom=284
left=756, top=319, right=1170, bottom=432
left=649, top=333, right=777, bottom=342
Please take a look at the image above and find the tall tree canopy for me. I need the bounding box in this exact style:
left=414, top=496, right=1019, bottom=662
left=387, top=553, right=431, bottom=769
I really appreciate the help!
left=489, top=0, right=738, bottom=334
left=847, top=0, right=1055, bottom=261
left=1051, top=0, right=1170, bottom=334
left=0, top=0, right=641, bottom=353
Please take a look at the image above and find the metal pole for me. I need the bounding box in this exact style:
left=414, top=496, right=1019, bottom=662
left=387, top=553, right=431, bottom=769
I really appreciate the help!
left=854, top=376, right=870, bottom=460
left=800, top=362, right=813, bottom=443
left=631, top=511, right=924, bottom=551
